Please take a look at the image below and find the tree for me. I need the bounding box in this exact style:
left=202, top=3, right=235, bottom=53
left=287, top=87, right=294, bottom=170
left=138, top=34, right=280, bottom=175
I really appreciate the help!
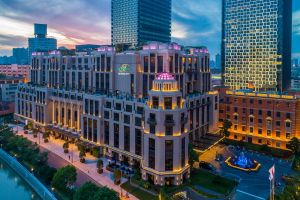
left=220, top=120, right=232, bottom=138
left=51, top=165, right=77, bottom=193
left=97, top=159, right=104, bottom=174
left=188, top=143, right=199, bottom=168
left=32, top=128, right=38, bottom=138
left=113, top=169, right=121, bottom=185
left=287, top=137, right=300, bottom=155
left=43, top=131, right=50, bottom=143
left=63, top=142, right=69, bottom=153
left=93, top=187, right=119, bottom=200
left=79, top=149, right=86, bottom=163
left=73, top=182, right=100, bottom=200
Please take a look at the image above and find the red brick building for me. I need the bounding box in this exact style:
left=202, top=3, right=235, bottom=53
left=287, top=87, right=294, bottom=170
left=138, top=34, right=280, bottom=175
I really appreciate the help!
left=217, top=87, right=300, bottom=150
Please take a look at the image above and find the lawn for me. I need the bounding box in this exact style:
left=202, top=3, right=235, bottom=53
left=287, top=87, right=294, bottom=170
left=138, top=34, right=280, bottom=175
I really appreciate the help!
left=190, top=169, right=237, bottom=195
left=121, top=181, right=158, bottom=200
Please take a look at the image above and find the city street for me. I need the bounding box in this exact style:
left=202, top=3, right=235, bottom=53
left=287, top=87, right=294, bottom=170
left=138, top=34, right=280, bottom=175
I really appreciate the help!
left=200, top=144, right=294, bottom=200
left=11, top=124, right=137, bottom=200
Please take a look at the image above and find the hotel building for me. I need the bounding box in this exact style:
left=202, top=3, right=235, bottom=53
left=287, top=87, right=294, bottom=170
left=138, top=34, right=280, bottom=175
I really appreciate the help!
left=222, top=0, right=292, bottom=91
left=217, top=87, right=300, bottom=150
left=14, top=42, right=218, bottom=185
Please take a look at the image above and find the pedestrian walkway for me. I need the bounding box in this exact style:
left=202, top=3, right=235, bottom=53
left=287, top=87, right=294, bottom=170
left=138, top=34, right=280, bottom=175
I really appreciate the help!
left=13, top=125, right=137, bottom=200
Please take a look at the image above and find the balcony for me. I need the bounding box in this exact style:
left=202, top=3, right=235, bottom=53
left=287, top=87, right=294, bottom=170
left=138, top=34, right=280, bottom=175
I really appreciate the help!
left=147, top=118, right=157, bottom=126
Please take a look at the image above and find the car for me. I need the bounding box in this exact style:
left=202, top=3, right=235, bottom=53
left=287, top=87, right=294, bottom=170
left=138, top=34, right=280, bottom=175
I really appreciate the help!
left=199, top=161, right=216, bottom=171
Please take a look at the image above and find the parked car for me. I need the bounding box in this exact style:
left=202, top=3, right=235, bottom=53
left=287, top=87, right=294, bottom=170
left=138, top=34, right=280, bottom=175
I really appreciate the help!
left=199, top=161, right=216, bottom=171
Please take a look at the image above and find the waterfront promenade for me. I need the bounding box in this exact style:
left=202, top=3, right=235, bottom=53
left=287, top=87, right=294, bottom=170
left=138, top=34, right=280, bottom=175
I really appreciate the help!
left=13, top=125, right=137, bottom=200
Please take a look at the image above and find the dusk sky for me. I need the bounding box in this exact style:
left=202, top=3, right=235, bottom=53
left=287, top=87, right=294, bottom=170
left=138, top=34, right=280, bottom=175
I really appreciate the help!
left=0, top=0, right=300, bottom=58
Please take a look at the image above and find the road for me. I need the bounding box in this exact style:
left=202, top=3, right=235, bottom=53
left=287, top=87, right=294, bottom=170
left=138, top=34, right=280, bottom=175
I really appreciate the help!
left=200, top=144, right=293, bottom=200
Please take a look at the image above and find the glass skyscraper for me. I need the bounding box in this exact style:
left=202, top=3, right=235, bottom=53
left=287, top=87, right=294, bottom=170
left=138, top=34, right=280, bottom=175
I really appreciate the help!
left=111, top=0, right=171, bottom=48
left=221, top=0, right=292, bottom=91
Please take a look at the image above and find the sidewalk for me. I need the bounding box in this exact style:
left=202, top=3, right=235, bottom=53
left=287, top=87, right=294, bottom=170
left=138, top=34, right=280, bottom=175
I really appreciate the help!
left=13, top=125, right=137, bottom=200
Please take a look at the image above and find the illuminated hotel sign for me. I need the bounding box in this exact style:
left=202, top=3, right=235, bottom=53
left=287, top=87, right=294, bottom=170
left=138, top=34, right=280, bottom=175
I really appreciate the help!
left=118, top=64, right=130, bottom=75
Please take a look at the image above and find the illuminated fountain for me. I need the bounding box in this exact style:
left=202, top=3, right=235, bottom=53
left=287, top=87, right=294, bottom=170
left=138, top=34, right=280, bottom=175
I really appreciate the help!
left=225, top=152, right=261, bottom=172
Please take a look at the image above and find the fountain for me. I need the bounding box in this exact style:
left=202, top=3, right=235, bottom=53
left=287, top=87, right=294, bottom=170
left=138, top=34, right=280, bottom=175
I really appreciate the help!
left=225, top=152, right=261, bottom=172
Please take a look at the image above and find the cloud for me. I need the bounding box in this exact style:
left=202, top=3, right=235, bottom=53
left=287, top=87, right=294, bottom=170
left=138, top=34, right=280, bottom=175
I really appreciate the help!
left=293, top=10, right=300, bottom=35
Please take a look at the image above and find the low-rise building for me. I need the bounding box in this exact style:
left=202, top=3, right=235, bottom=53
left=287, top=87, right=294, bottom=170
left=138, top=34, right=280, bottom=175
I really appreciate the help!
left=217, top=87, right=300, bottom=150
left=0, top=76, right=23, bottom=102
left=0, top=64, right=30, bottom=82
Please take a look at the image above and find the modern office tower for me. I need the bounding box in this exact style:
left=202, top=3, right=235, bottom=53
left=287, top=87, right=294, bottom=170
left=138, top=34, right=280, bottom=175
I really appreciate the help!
left=28, top=24, right=57, bottom=62
left=292, top=58, right=299, bottom=67
left=111, top=0, right=171, bottom=48
left=14, top=42, right=218, bottom=185
left=13, top=48, right=28, bottom=65
left=222, top=0, right=292, bottom=91
left=215, top=53, right=221, bottom=69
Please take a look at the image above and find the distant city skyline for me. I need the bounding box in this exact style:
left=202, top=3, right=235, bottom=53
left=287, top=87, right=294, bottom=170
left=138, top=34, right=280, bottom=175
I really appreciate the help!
left=0, top=0, right=299, bottom=58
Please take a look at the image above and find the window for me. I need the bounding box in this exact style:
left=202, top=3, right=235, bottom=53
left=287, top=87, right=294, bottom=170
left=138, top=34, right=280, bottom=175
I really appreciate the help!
left=258, top=129, right=262, bottom=134
left=114, top=113, right=119, bottom=121
left=105, top=101, right=111, bottom=108
left=242, top=108, right=246, bottom=114
left=234, top=107, right=238, bottom=112
left=234, top=115, right=238, bottom=121
left=286, top=122, right=291, bottom=128
left=267, top=111, right=272, bottom=117
left=258, top=119, right=262, bottom=123
left=125, top=105, right=132, bottom=112
left=276, top=142, right=281, bottom=148
left=242, top=126, right=246, bottom=132
left=165, top=126, right=173, bottom=136
left=114, top=124, right=119, bottom=148
left=234, top=125, right=237, bottom=130
left=258, top=139, right=262, bottom=144
left=250, top=117, right=254, bottom=123
left=115, top=103, right=121, bottom=110
left=234, top=135, right=237, bottom=139
left=104, top=111, right=110, bottom=119
left=258, top=100, right=262, bottom=104
left=165, top=140, right=173, bottom=171
left=267, top=130, right=271, bottom=136
left=164, top=97, right=172, bottom=109
left=250, top=109, right=254, bottom=114
left=152, top=96, right=159, bottom=109
left=250, top=127, right=253, bottom=133
left=149, top=138, right=155, bottom=169
left=137, top=106, right=144, bottom=115
left=250, top=99, right=254, bottom=104
left=124, top=115, right=130, bottom=124
left=276, top=121, right=280, bottom=126
left=135, top=117, right=141, bottom=127
left=276, top=131, right=280, bottom=138
left=286, top=113, right=291, bottom=119
left=286, top=133, right=291, bottom=139
left=135, top=129, right=142, bottom=155
left=258, top=110, right=262, bottom=115
left=124, top=126, right=130, bottom=151
left=276, top=112, right=281, bottom=118
left=181, top=138, right=185, bottom=167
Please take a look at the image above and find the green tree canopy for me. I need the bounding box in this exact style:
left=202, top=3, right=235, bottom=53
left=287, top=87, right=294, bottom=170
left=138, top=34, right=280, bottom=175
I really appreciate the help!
left=73, top=182, right=100, bottom=200
left=51, top=165, right=77, bottom=193
left=188, top=143, right=199, bottom=167
left=93, top=187, right=119, bottom=200
left=287, top=137, right=300, bottom=155
left=220, top=119, right=232, bottom=138
left=73, top=182, right=119, bottom=200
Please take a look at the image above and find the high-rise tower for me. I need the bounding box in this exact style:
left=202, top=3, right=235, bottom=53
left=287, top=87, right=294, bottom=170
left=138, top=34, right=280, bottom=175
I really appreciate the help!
left=111, top=0, right=171, bottom=48
left=221, top=0, right=292, bottom=91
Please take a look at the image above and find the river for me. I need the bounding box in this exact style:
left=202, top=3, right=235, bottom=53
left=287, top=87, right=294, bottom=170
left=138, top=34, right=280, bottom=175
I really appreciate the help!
left=0, top=158, right=41, bottom=200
